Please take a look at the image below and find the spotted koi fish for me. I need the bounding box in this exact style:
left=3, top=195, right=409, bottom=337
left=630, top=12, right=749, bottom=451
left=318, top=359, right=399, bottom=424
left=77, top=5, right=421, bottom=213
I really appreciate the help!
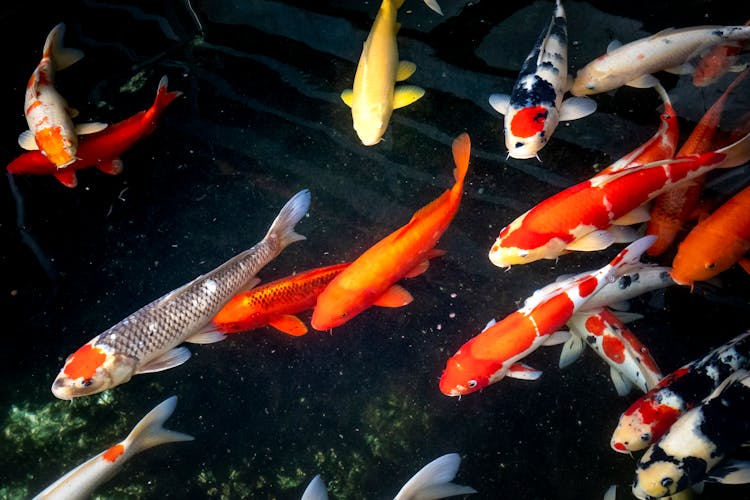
left=50, top=190, right=310, bottom=399
left=632, top=369, right=750, bottom=499
left=20, top=23, right=107, bottom=168
left=488, top=127, right=750, bottom=268
left=33, top=396, right=192, bottom=500
left=611, top=330, right=750, bottom=454
left=570, top=25, right=750, bottom=96
left=439, top=235, right=657, bottom=397
left=488, top=0, right=596, bottom=160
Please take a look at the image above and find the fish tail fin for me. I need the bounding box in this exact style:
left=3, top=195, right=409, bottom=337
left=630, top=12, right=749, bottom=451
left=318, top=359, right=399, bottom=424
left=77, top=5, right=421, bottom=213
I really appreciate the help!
left=149, top=76, right=183, bottom=117
left=265, top=189, right=311, bottom=248
left=123, top=396, right=194, bottom=455
left=45, top=23, right=84, bottom=71
left=393, top=453, right=477, bottom=500
left=609, top=235, right=657, bottom=275
left=714, top=127, right=750, bottom=168
left=451, top=133, right=471, bottom=188
left=301, top=474, right=329, bottom=500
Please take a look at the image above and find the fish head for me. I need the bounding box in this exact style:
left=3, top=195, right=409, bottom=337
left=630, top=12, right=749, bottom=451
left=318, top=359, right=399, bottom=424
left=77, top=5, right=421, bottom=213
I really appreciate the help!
left=439, top=351, right=492, bottom=397
left=670, top=241, right=732, bottom=286
left=610, top=413, right=653, bottom=453
left=570, top=66, right=611, bottom=96
left=632, top=458, right=688, bottom=500
left=310, top=284, right=364, bottom=331
left=504, top=105, right=557, bottom=159
left=35, top=126, right=77, bottom=167
left=51, top=342, right=136, bottom=399
left=352, top=103, right=390, bottom=146
left=488, top=239, right=563, bottom=268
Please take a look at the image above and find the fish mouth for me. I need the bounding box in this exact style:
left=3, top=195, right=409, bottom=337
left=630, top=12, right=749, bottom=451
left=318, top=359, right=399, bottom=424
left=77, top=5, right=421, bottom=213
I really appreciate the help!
left=51, top=378, right=75, bottom=400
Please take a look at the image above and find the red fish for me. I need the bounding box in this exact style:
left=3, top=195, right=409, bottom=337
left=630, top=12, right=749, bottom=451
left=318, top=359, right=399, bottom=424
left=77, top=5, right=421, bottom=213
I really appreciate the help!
left=311, top=133, right=470, bottom=331
left=8, top=75, right=181, bottom=187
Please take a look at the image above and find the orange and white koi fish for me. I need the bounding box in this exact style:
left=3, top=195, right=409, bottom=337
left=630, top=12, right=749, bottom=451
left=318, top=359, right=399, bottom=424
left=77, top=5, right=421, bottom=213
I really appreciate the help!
left=489, top=0, right=596, bottom=160
left=208, top=262, right=350, bottom=337
left=20, top=23, right=107, bottom=168
left=50, top=190, right=310, bottom=399
left=33, top=396, right=192, bottom=500
left=340, top=0, right=424, bottom=146
left=570, top=25, right=750, bottom=96
left=311, top=134, right=469, bottom=331
left=8, top=76, right=181, bottom=188
left=439, top=235, right=657, bottom=397
left=488, top=128, right=750, bottom=268
left=692, top=19, right=750, bottom=87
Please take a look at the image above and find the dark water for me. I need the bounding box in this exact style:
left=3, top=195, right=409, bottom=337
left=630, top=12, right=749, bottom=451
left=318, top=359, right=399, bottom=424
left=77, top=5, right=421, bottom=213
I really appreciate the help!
left=2, top=0, right=750, bottom=498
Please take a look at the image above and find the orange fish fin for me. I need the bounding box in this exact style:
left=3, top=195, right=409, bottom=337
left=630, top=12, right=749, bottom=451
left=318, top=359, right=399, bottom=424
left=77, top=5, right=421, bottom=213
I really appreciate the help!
left=404, top=259, right=430, bottom=278
left=738, top=256, right=750, bottom=276
left=373, top=284, right=413, bottom=307
left=54, top=169, right=78, bottom=188
left=452, top=133, right=471, bottom=185
left=269, top=315, right=308, bottom=336
left=96, top=158, right=124, bottom=175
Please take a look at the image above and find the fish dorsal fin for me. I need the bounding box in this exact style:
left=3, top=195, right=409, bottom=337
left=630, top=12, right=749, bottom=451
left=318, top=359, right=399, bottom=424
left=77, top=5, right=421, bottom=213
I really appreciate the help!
left=373, top=284, right=413, bottom=307
left=559, top=96, right=597, bottom=121
left=54, top=169, right=78, bottom=188
left=396, top=61, right=417, bottom=81
left=136, top=347, right=192, bottom=374
left=269, top=315, right=308, bottom=336
left=340, top=89, right=353, bottom=107
left=606, top=39, right=622, bottom=53
left=18, top=130, right=38, bottom=150
left=393, top=85, right=425, bottom=109
left=488, top=94, right=510, bottom=115
left=75, top=122, right=108, bottom=135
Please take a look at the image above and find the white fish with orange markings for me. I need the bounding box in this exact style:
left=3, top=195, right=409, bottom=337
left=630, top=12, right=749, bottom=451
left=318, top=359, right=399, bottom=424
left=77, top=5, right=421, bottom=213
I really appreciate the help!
left=19, top=23, right=106, bottom=168
left=50, top=190, right=311, bottom=399
left=33, top=396, right=192, bottom=500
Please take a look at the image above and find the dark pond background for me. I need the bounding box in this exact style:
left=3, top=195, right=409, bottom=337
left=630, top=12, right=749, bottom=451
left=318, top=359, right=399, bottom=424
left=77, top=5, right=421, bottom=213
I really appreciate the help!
left=1, top=0, right=749, bottom=498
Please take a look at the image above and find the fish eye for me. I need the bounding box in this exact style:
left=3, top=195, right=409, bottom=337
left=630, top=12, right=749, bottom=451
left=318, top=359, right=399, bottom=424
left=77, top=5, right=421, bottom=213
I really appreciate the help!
left=705, top=262, right=716, bottom=269
left=586, top=84, right=595, bottom=90
left=81, top=378, right=93, bottom=387
left=661, top=477, right=673, bottom=488
left=518, top=250, right=529, bottom=258
left=514, top=142, right=524, bottom=149
left=467, top=380, right=478, bottom=388
left=640, top=432, right=651, bottom=442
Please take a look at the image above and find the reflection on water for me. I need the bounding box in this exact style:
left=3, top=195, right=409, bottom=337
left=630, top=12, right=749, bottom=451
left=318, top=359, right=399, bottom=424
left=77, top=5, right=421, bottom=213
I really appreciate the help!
left=1, top=1, right=749, bottom=498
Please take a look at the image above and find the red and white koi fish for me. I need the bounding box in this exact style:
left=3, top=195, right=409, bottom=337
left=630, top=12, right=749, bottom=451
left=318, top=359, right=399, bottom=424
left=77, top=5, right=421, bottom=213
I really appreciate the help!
left=489, top=0, right=596, bottom=160
left=8, top=75, right=181, bottom=188
left=20, top=23, right=107, bottom=168
left=33, top=396, right=192, bottom=500
left=692, top=19, right=750, bottom=87
left=439, top=235, right=657, bottom=397
left=311, top=134, right=469, bottom=331
left=50, top=190, right=310, bottom=399
left=632, top=369, right=750, bottom=499
left=571, top=25, right=750, bottom=96
left=488, top=128, right=750, bottom=268
left=611, top=330, right=750, bottom=454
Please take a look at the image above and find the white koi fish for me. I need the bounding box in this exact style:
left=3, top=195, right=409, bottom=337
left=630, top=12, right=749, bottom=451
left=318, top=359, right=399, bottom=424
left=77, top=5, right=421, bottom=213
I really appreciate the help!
left=33, top=396, right=192, bottom=500
left=341, top=0, right=425, bottom=146
left=19, top=23, right=106, bottom=168
left=489, top=0, right=596, bottom=159
left=51, top=190, right=311, bottom=399
left=570, top=25, right=750, bottom=96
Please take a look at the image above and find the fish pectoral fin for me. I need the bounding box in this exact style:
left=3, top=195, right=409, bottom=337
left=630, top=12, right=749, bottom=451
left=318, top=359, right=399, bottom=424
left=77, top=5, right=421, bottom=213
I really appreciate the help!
left=558, top=332, right=584, bottom=369
left=396, top=60, right=417, bottom=81
left=373, top=284, right=413, bottom=307
left=55, top=47, right=85, bottom=71
left=76, top=122, right=108, bottom=135
left=54, top=169, right=78, bottom=188
left=543, top=330, right=571, bottom=346
left=625, top=74, right=659, bottom=89
left=610, top=366, right=633, bottom=396
left=506, top=363, right=542, bottom=380
left=612, top=205, right=651, bottom=225
left=185, top=330, right=227, bottom=344
left=738, top=256, right=750, bottom=276
left=706, top=459, right=750, bottom=485
left=559, top=96, right=597, bottom=121
left=18, top=130, right=39, bottom=150
left=606, top=225, right=641, bottom=244
left=96, top=158, right=124, bottom=175
left=664, top=63, right=695, bottom=75
left=340, top=89, right=353, bottom=107
left=564, top=230, right=615, bottom=252
left=393, top=85, right=425, bottom=109
left=136, top=347, right=192, bottom=374
left=269, top=315, right=308, bottom=336
left=403, top=252, right=445, bottom=278
left=488, top=94, right=510, bottom=115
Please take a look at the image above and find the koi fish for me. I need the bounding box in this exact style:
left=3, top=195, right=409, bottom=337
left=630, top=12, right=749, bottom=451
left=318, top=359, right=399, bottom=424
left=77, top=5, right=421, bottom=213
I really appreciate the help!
left=311, top=133, right=470, bottom=331
left=19, top=23, right=107, bottom=168
left=439, top=235, right=657, bottom=397
left=611, top=330, right=750, bottom=454
left=208, top=262, right=350, bottom=337
left=340, top=0, right=425, bottom=146
left=50, top=190, right=310, bottom=399
left=578, top=264, right=676, bottom=313
left=33, top=396, right=192, bottom=500
left=488, top=128, right=750, bottom=268
left=570, top=25, right=750, bottom=96
left=488, top=0, right=596, bottom=160
left=692, top=19, right=750, bottom=87
left=632, top=369, right=750, bottom=499
left=646, top=69, right=749, bottom=256
left=670, top=183, right=750, bottom=286
left=8, top=75, right=181, bottom=188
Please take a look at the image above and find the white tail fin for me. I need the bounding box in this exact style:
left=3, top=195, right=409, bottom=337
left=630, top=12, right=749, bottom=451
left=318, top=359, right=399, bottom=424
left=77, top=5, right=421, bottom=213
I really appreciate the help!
left=301, top=474, right=329, bottom=500
left=124, top=396, right=194, bottom=455
left=45, top=23, right=84, bottom=71
left=609, top=236, right=657, bottom=275
left=265, top=189, right=311, bottom=248
left=393, top=453, right=477, bottom=500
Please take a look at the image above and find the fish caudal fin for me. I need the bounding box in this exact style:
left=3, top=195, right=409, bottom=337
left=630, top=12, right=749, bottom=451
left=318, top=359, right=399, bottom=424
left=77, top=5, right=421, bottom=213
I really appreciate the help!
left=264, top=189, right=311, bottom=248
left=714, top=128, right=750, bottom=169
left=301, top=474, right=329, bottom=500
left=609, top=235, right=657, bottom=275
left=150, top=76, right=183, bottom=116
left=393, top=453, right=476, bottom=500
left=45, top=23, right=84, bottom=71
left=452, top=133, right=471, bottom=187
left=122, top=396, right=193, bottom=456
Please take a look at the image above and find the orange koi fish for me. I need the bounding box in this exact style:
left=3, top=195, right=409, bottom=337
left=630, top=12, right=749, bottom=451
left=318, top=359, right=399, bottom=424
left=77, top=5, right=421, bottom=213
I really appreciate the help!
left=646, top=68, right=749, bottom=256
left=439, top=236, right=657, bottom=397
left=8, top=76, right=181, bottom=188
left=311, top=133, right=470, bottom=331
left=208, top=262, right=350, bottom=337
left=20, top=23, right=107, bottom=168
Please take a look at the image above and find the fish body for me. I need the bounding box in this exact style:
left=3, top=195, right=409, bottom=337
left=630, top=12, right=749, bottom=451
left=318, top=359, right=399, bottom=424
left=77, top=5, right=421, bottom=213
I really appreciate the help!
left=489, top=0, right=596, bottom=159
left=50, top=190, right=311, bottom=399
left=571, top=25, right=750, bottom=95
left=340, top=0, right=424, bottom=145
left=8, top=76, right=181, bottom=188
left=311, top=134, right=470, bottom=331
left=33, top=396, right=192, bottom=500
left=439, top=235, right=657, bottom=397
left=611, top=331, right=750, bottom=453
left=578, top=264, right=675, bottom=312
left=488, top=128, right=750, bottom=268
left=209, top=262, right=349, bottom=336
left=632, top=370, right=750, bottom=499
